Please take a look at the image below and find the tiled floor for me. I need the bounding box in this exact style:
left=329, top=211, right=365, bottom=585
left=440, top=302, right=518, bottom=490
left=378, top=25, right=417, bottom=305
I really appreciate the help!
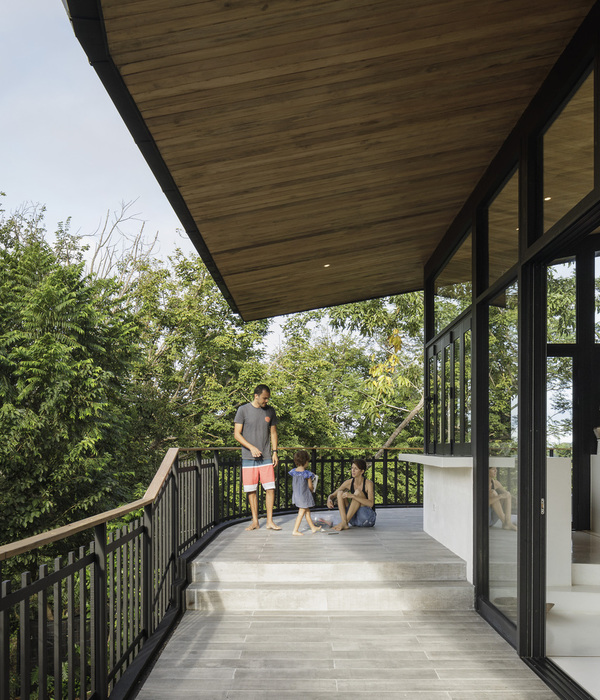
left=132, top=509, right=558, bottom=699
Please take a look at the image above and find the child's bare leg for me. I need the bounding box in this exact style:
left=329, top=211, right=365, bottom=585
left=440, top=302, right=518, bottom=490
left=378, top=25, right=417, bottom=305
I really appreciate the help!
left=292, top=509, right=306, bottom=535
left=305, top=511, right=322, bottom=533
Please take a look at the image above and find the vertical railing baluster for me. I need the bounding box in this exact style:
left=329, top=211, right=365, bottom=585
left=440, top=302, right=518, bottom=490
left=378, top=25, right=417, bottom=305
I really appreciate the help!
left=128, top=523, right=134, bottom=667
left=1, top=580, right=11, bottom=700
left=66, top=551, right=75, bottom=700
left=213, top=451, right=220, bottom=526
left=172, top=463, right=180, bottom=608
left=134, top=521, right=140, bottom=654
left=115, top=528, right=123, bottom=680
left=38, top=564, right=48, bottom=700
left=108, top=530, right=115, bottom=688
left=394, top=456, right=398, bottom=504
left=53, top=557, right=63, bottom=700
left=89, top=540, right=96, bottom=698
left=78, top=548, right=87, bottom=700
left=93, top=524, right=108, bottom=700
left=382, top=450, right=388, bottom=506
left=115, top=529, right=123, bottom=681
left=143, top=504, right=152, bottom=641
left=20, top=571, right=32, bottom=699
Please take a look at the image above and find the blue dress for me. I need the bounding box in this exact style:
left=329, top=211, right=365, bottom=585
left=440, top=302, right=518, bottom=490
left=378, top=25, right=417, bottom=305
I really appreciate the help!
left=289, top=469, right=316, bottom=508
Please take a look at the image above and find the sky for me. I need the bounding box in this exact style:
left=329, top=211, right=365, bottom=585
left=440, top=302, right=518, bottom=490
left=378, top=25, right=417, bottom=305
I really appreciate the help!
left=1, top=0, right=196, bottom=258
left=1, top=1, right=288, bottom=350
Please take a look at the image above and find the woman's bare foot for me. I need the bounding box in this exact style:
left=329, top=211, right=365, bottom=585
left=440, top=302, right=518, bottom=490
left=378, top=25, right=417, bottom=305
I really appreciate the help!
left=333, top=522, right=348, bottom=531
left=245, top=522, right=260, bottom=531
left=310, top=526, right=322, bottom=533
left=292, top=530, right=303, bottom=536
left=503, top=522, right=517, bottom=531
left=266, top=523, right=282, bottom=531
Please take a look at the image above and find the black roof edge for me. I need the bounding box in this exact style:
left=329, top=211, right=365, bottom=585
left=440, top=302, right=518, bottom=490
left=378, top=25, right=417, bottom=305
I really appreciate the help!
left=61, top=0, right=242, bottom=317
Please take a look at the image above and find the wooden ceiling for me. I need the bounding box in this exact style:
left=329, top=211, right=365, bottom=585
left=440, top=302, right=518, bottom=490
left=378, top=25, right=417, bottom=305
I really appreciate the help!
left=67, top=0, right=594, bottom=320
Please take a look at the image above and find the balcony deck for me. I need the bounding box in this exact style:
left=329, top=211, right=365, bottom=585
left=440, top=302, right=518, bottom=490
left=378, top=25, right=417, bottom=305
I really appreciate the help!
left=133, top=508, right=557, bottom=699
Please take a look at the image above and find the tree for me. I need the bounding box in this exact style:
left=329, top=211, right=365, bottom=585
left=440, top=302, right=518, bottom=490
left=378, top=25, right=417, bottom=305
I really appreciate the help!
left=268, top=293, right=425, bottom=450
left=123, top=250, right=270, bottom=471
left=263, top=326, right=372, bottom=447
left=0, top=207, right=140, bottom=546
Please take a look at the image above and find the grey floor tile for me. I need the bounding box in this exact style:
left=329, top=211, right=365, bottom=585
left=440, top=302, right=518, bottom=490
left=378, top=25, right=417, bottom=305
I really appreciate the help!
left=133, top=510, right=558, bottom=699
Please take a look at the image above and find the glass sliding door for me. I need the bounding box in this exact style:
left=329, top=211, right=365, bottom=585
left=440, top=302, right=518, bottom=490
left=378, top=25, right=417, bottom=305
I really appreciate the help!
left=545, top=248, right=600, bottom=698
left=488, top=281, right=519, bottom=623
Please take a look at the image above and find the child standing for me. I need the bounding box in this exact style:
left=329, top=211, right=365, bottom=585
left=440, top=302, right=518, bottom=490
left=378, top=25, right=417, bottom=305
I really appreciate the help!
left=289, top=450, right=321, bottom=536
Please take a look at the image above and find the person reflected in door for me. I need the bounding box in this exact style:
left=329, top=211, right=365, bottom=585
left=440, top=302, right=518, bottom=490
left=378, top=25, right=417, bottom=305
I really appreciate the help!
left=489, top=466, right=517, bottom=530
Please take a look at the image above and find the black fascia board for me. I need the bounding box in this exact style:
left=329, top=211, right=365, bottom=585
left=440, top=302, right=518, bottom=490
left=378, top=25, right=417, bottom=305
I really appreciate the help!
left=61, top=0, right=241, bottom=316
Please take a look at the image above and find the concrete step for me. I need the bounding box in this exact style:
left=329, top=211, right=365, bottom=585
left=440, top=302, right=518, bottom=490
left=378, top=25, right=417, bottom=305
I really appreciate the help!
left=571, top=562, right=600, bottom=586
left=546, top=584, right=600, bottom=612
left=186, top=578, right=474, bottom=612
left=188, top=558, right=466, bottom=584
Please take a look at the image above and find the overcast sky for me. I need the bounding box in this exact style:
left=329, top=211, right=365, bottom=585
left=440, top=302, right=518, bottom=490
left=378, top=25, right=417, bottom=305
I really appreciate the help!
left=1, top=0, right=195, bottom=257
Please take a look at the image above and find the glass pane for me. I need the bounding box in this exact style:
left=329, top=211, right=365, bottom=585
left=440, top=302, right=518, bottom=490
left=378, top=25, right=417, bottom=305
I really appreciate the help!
left=488, top=168, right=519, bottom=285
left=488, top=282, right=519, bottom=624
left=436, top=350, right=443, bottom=444
left=596, top=253, right=600, bottom=343
left=453, top=337, right=461, bottom=444
left=444, top=345, right=451, bottom=444
left=545, top=358, right=574, bottom=663
left=464, top=329, right=471, bottom=443
left=547, top=258, right=576, bottom=344
left=434, top=233, right=472, bottom=335
left=428, top=355, right=436, bottom=444
left=543, top=70, right=594, bottom=232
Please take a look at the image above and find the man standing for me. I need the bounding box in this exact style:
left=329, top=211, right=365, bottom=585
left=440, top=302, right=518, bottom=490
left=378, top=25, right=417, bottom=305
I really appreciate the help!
left=234, top=384, right=281, bottom=530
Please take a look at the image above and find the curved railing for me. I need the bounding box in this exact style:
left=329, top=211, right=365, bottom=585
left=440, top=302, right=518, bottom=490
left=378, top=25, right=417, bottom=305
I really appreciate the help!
left=0, top=447, right=423, bottom=700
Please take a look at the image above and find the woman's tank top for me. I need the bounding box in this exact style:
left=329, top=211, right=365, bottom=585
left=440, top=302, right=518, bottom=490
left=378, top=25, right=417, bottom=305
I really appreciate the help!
left=351, top=477, right=375, bottom=511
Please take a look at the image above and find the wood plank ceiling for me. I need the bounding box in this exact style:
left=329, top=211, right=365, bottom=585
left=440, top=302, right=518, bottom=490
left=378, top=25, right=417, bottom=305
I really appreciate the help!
left=76, top=0, right=595, bottom=320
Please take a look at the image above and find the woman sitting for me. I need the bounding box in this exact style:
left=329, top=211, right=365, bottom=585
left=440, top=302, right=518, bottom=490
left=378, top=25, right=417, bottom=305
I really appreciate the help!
left=489, top=466, right=517, bottom=530
left=326, top=458, right=376, bottom=530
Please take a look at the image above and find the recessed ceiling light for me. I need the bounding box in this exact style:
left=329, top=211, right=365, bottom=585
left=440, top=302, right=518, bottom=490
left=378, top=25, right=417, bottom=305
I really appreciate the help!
left=324, top=264, right=330, bottom=268
left=544, top=196, right=552, bottom=201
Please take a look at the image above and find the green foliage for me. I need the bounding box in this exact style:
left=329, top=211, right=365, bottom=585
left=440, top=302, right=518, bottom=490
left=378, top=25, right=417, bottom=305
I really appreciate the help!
left=264, top=330, right=371, bottom=446
left=488, top=285, right=519, bottom=454
left=270, top=293, right=425, bottom=450
left=0, top=210, right=139, bottom=547
left=125, top=251, right=269, bottom=468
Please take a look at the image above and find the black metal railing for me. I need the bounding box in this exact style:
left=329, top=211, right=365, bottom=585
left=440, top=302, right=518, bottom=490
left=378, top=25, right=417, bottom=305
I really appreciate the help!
left=0, top=447, right=422, bottom=700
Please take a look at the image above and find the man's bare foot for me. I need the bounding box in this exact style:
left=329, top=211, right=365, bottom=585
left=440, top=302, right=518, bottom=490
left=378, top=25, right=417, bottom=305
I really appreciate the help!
left=333, top=522, right=348, bottom=531
left=266, top=523, right=282, bottom=530
left=503, top=523, right=517, bottom=531
left=245, top=522, right=260, bottom=531
left=292, top=531, right=303, bottom=536
left=310, top=526, right=322, bottom=533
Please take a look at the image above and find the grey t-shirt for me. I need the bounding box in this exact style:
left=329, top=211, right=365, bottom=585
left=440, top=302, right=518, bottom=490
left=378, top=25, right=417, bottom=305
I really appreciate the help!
left=234, top=402, right=278, bottom=461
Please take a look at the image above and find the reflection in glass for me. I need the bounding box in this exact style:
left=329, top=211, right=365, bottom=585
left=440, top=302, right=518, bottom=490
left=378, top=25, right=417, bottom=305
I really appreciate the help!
left=428, top=355, right=436, bottom=444
left=464, top=330, right=471, bottom=443
left=434, top=233, right=472, bottom=335
left=488, top=282, right=519, bottom=624
left=444, top=345, right=451, bottom=445
left=454, top=337, right=461, bottom=444
left=436, top=350, right=442, bottom=446
left=543, top=70, right=594, bottom=232
left=489, top=168, right=519, bottom=286
left=545, top=358, right=574, bottom=661
left=547, top=258, right=576, bottom=344
left=595, top=253, right=600, bottom=343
